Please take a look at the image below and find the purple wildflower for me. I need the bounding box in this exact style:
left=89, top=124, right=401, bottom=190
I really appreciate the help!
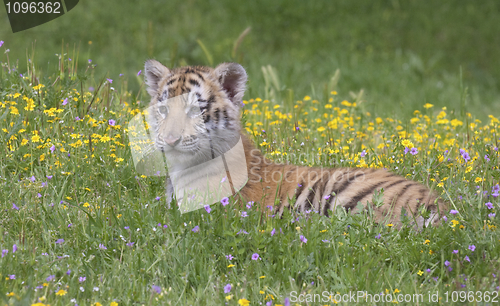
left=404, top=147, right=409, bottom=154
left=486, top=202, right=494, bottom=209
left=484, top=154, right=490, bottom=162
left=62, top=98, right=68, bottom=106
left=192, top=225, right=200, bottom=233
left=468, top=245, right=476, bottom=252
left=452, top=250, right=458, bottom=254
left=324, top=194, right=331, bottom=200
left=124, top=226, right=129, bottom=230
left=2, top=249, right=8, bottom=257
left=49, top=145, right=55, bottom=153
left=464, top=255, right=470, bottom=262
left=88, top=59, right=92, bottom=64
left=271, top=228, right=276, bottom=236
left=251, top=253, right=260, bottom=260
left=46, top=275, right=55, bottom=282
left=444, top=260, right=450, bottom=267
left=0, top=41, right=4, bottom=47
left=204, top=205, right=211, bottom=214
left=360, top=150, right=366, bottom=157
left=410, top=147, right=418, bottom=155
left=300, top=235, right=307, bottom=243
left=221, top=197, right=229, bottom=206
left=9, top=275, right=15, bottom=279
left=375, top=233, right=381, bottom=239
left=442, top=215, right=447, bottom=222
left=225, top=254, right=234, bottom=260
left=224, top=284, right=232, bottom=294
left=99, top=244, right=107, bottom=250
left=126, top=242, right=135, bottom=247
left=137, top=70, right=142, bottom=76
left=240, top=211, right=248, bottom=218
left=79, top=276, right=86, bottom=283
left=12, top=203, right=19, bottom=210
left=107, top=78, right=113, bottom=84
left=152, top=285, right=161, bottom=294
left=284, top=297, right=290, bottom=306
left=55, top=239, right=64, bottom=244
left=450, top=210, right=458, bottom=215
left=66, top=270, right=71, bottom=275
left=68, top=223, right=72, bottom=228
left=489, top=213, right=496, bottom=218
left=75, top=116, right=81, bottom=121
left=461, top=150, right=471, bottom=162
left=426, top=269, right=431, bottom=273
left=29, top=176, right=36, bottom=182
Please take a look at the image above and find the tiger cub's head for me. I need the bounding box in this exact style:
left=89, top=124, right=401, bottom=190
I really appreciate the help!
left=144, top=60, right=247, bottom=168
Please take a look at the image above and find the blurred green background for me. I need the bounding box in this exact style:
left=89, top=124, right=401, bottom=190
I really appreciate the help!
left=1, top=0, right=499, bottom=119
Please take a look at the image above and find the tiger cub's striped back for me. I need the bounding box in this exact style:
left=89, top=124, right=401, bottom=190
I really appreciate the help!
left=143, top=60, right=446, bottom=227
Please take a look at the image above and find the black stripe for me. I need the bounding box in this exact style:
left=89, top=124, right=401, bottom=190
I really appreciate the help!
left=203, top=114, right=210, bottom=124
left=189, top=79, right=200, bottom=87
left=344, top=181, right=386, bottom=212
left=383, top=179, right=407, bottom=191
left=195, top=72, right=204, bottom=80
left=168, top=88, right=175, bottom=96
left=223, top=109, right=229, bottom=128
left=166, top=78, right=176, bottom=85
left=318, top=171, right=331, bottom=196
left=330, top=177, right=352, bottom=196
left=213, top=108, right=220, bottom=125
left=294, top=180, right=305, bottom=204
left=388, top=183, right=415, bottom=206
left=285, top=168, right=296, bottom=181
left=304, top=187, right=315, bottom=211
left=206, top=95, right=215, bottom=112
left=305, top=174, right=328, bottom=211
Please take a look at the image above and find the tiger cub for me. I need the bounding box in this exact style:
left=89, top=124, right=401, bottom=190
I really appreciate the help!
left=143, top=60, right=446, bottom=227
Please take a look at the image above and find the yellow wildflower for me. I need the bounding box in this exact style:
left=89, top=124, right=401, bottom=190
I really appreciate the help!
left=238, top=299, right=250, bottom=306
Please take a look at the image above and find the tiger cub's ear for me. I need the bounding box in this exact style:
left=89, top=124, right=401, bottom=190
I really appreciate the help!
left=144, top=60, right=170, bottom=97
left=214, top=63, right=247, bottom=106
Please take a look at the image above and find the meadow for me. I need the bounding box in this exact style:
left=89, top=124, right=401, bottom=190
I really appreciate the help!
left=1, top=1, right=500, bottom=305
left=0, top=41, right=499, bottom=305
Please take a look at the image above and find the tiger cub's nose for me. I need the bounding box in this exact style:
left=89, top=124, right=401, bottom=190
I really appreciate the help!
left=165, top=135, right=182, bottom=147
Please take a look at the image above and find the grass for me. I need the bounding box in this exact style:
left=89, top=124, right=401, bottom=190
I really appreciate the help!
left=1, top=0, right=500, bottom=120
left=0, top=42, right=499, bottom=305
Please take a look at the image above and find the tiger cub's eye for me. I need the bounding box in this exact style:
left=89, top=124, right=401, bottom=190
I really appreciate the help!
left=187, top=107, right=201, bottom=118
left=159, top=106, right=168, bottom=115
